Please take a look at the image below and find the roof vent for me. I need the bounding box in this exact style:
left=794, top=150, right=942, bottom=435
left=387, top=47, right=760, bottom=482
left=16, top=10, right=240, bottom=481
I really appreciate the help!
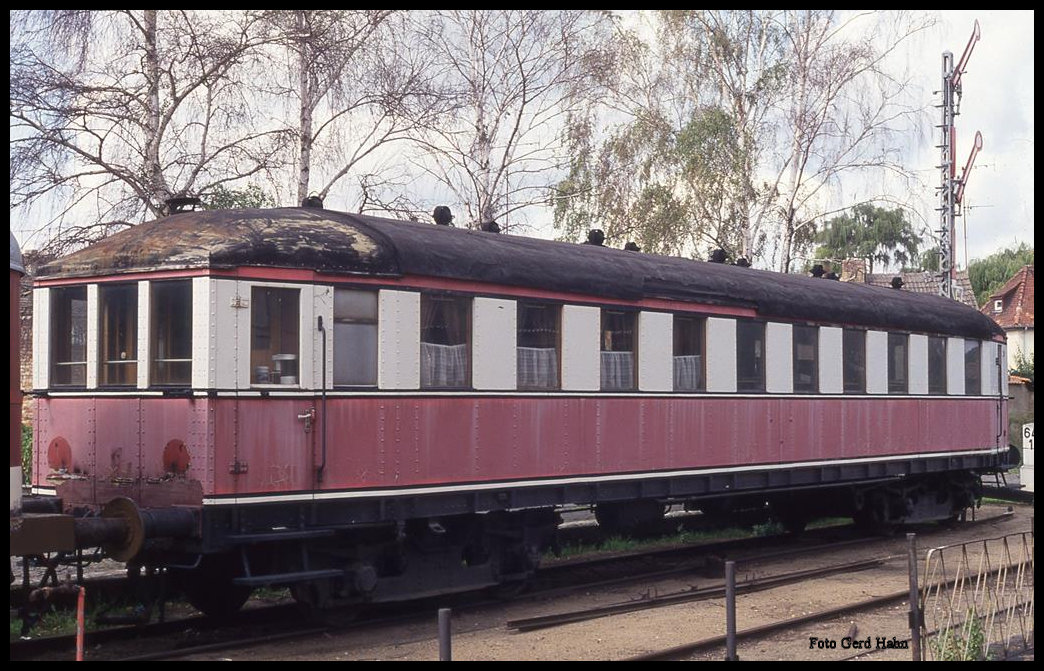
left=302, top=194, right=324, bottom=208
left=165, top=196, right=202, bottom=215
left=432, top=205, right=454, bottom=226
left=583, top=229, right=604, bottom=246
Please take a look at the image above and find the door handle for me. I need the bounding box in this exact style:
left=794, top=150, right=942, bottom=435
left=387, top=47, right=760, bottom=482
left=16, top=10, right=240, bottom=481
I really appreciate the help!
left=297, top=407, right=316, bottom=433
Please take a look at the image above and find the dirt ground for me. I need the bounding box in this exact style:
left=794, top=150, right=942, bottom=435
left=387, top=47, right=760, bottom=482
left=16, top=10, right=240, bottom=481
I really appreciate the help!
left=176, top=501, right=1032, bottom=662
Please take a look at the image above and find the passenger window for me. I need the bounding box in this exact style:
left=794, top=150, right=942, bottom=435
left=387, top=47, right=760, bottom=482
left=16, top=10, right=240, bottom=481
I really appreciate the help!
left=251, top=287, right=300, bottom=385
left=673, top=315, right=705, bottom=392
left=736, top=320, right=765, bottom=392
left=927, top=336, right=947, bottom=395
left=334, top=288, right=378, bottom=386
left=964, top=339, right=981, bottom=395
left=99, top=284, right=138, bottom=386
left=843, top=329, right=866, bottom=393
left=887, top=333, right=908, bottom=394
left=50, top=286, right=88, bottom=387
left=151, top=281, right=192, bottom=385
left=793, top=325, right=818, bottom=393
left=517, top=302, right=560, bottom=390
left=421, top=294, right=471, bottom=388
left=601, top=310, right=636, bottom=391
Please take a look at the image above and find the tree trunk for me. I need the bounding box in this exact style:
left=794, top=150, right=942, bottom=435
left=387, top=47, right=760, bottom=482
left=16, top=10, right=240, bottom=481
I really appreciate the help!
left=296, top=11, right=313, bottom=205
left=143, top=10, right=169, bottom=217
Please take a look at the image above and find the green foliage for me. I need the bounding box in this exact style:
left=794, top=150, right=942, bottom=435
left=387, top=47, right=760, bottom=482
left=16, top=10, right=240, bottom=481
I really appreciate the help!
left=552, top=104, right=754, bottom=258
left=931, top=610, right=988, bottom=661
left=203, top=184, right=276, bottom=211
left=547, top=525, right=753, bottom=561
left=1011, top=350, right=1034, bottom=385
left=813, top=204, right=921, bottom=273
left=751, top=520, right=784, bottom=537
left=967, top=243, right=1033, bottom=307
left=21, top=424, right=32, bottom=486
left=552, top=111, right=693, bottom=254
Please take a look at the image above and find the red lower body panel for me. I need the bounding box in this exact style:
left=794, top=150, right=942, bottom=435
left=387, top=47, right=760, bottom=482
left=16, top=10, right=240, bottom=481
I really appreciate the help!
left=34, top=395, right=1002, bottom=505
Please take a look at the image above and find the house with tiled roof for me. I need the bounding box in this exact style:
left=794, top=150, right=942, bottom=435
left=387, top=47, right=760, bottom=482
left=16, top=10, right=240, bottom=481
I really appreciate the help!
left=981, top=265, right=1034, bottom=371
left=838, top=259, right=979, bottom=309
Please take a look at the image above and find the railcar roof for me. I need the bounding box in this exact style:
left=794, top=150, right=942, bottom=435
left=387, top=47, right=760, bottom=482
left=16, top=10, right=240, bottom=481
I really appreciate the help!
left=38, top=207, right=1003, bottom=340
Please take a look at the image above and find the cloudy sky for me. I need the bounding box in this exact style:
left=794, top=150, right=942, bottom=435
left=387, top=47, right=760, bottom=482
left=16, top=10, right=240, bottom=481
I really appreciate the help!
left=911, top=11, right=1034, bottom=265
left=10, top=10, right=1033, bottom=268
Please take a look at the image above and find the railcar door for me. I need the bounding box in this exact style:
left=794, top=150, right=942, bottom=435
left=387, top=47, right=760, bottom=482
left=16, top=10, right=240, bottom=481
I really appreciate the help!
left=231, top=282, right=318, bottom=499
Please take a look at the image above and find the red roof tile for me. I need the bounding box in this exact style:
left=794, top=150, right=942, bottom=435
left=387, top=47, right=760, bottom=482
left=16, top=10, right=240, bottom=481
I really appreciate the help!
left=865, top=270, right=978, bottom=309
left=980, top=265, right=1034, bottom=329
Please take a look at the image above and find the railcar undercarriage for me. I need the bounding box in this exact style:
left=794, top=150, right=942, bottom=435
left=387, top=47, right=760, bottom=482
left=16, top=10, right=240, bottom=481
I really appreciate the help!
left=169, top=509, right=558, bottom=615
left=162, top=469, right=986, bottom=615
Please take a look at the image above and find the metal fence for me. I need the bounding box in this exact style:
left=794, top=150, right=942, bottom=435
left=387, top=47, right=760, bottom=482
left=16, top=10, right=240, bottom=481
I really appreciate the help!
left=920, top=528, right=1034, bottom=660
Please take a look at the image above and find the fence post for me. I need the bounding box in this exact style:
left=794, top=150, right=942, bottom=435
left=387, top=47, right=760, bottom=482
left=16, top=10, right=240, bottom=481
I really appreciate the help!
left=906, top=533, right=921, bottom=661
left=725, top=560, right=738, bottom=661
left=76, top=585, right=86, bottom=661
left=438, top=607, right=452, bottom=661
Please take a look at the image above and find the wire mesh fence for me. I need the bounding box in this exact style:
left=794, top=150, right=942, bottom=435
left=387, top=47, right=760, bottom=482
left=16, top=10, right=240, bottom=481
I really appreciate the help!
left=920, top=528, right=1034, bottom=660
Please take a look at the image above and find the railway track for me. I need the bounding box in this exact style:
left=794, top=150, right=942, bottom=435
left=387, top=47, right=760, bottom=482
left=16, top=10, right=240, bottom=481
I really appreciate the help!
left=625, top=553, right=1033, bottom=661
left=9, top=507, right=1022, bottom=661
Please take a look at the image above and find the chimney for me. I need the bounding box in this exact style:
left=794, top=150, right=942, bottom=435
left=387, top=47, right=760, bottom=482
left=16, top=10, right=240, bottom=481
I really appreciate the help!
left=840, top=258, right=866, bottom=283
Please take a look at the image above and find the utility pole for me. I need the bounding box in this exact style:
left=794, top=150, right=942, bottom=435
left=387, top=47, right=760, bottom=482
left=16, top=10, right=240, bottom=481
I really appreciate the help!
left=936, top=20, right=983, bottom=301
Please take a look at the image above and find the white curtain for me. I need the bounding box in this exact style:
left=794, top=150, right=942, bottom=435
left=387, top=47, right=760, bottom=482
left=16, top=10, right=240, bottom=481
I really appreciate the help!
left=518, top=347, right=558, bottom=389
left=601, top=351, right=634, bottom=390
left=673, top=355, right=702, bottom=391
left=421, top=342, right=468, bottom=387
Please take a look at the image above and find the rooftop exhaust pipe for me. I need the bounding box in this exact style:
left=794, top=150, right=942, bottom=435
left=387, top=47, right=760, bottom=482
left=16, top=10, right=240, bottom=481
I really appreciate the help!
left=583, top=229, right=604, bottom=246
left=165, top=196, right=202, bottom=215
left=432, top=206, right=454, bottom=226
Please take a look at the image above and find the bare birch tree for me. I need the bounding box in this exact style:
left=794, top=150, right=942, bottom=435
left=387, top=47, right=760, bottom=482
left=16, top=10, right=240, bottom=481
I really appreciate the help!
left=554, top=10, right=934, bottom=269
left=765, top=10, right=935, bottom=272
left=408, top=10, right=613, bottom=230
left=10, top=10, right=288, bottom=253
left=262, top=11, right=406, bottom=207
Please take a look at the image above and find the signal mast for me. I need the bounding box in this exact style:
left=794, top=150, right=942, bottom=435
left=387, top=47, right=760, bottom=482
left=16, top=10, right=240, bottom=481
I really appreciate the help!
left=937, top=20, right=983, bottom=301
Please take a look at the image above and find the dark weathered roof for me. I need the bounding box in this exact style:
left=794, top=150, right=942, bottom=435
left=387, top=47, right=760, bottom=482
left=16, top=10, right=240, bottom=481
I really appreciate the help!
left=39, top=207, right=1004, bottom=340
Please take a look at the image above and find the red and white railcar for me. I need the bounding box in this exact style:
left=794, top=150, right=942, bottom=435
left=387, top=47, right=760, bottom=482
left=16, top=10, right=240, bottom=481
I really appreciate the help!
left=27, top=206, right=1010, bottom=612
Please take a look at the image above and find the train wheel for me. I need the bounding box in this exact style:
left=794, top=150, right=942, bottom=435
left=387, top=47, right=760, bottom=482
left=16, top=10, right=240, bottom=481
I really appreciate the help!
left=853, top=507, right=896, bottom=536
left=173, top=554, right=253, bottom=618
left=290, top=580, right=333, bottom=611
left=595, top=500, right=665, bottom=536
